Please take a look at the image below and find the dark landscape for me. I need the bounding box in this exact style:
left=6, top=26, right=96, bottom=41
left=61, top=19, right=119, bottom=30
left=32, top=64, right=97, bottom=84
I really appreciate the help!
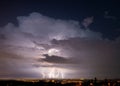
left=0, top=78, right=120, bottom=86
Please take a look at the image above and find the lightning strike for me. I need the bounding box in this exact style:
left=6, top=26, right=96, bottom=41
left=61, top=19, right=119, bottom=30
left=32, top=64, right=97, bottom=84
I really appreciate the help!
left=48, top=67, right=64, bottom=79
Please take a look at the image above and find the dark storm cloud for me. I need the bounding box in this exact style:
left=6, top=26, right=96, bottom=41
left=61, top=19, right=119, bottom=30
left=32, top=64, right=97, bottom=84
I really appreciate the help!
left=42, top=54, right=69, bottom=64
left=0, top=12, right=119, bottom=79
left=37, top=54, right=78, bottom=64
left=50, top=38, right=120, bottom=78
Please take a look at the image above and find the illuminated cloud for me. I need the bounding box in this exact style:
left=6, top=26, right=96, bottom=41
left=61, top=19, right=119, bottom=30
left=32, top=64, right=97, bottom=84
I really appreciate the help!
left=0, top=12, right=119, bottom=79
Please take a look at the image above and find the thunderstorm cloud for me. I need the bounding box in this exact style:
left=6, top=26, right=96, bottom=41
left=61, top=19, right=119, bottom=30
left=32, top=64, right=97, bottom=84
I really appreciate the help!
left=0, top=12, right=120, bottom=79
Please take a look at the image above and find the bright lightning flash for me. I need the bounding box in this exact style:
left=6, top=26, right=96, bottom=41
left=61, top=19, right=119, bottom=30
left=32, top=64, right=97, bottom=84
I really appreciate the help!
left=41, top=67, right=64, bottom=79
left=48, top=48, right=60, bottom=56
left=48, top=67, right=64, bottom=79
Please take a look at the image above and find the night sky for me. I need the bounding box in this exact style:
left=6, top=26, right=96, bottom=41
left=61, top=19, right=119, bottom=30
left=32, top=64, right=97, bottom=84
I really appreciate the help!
left=0, top=0, right=120, bottom=79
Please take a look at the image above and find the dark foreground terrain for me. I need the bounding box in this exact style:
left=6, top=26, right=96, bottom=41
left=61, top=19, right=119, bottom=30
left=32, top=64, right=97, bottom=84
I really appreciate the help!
left=0, top=78, right=120, bottom=86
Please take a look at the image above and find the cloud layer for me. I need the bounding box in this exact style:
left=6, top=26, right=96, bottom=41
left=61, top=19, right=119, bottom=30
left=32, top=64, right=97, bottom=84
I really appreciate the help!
left=0, top=12, right=120, bottom=79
